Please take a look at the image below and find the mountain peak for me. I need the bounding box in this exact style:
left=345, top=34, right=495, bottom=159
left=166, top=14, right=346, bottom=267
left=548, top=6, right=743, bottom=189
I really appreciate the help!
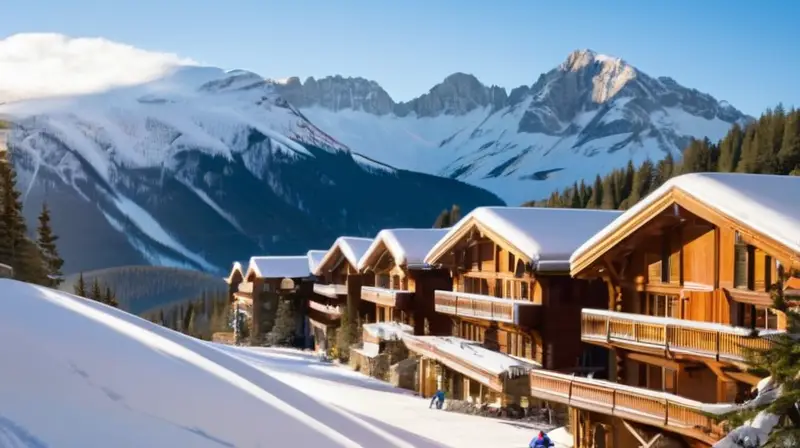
left=561, top=49, right=630, bottom=73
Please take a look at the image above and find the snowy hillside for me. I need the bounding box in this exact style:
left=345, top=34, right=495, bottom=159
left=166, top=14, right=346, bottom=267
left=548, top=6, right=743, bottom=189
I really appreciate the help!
left=0, top=279, right=550, bottom=447
left=279, top=50, right=750, bottom=205
left=0, top=34, right=502, bottom=274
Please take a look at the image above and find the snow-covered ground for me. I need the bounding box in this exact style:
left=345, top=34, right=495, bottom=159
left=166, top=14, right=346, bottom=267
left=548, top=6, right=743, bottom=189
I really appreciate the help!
left=0, top=279, right=549, bottom=447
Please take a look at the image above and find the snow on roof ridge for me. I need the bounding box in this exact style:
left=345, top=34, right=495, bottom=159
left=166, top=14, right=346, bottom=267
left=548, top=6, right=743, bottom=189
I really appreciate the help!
left=570, top=172, right=800, bottom=266
left=306, top=250, right=327, bottom=277
left=314, top=236, right=374, bottom=275
left=425, top=206, right=623, bottom=271
left=357, top=227, right=451, bottom=271
left=247, top=255, right=311, bottom=279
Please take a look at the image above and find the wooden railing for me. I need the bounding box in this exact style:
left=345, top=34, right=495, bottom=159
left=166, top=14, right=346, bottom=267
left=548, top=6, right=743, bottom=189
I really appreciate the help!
left=360, top=286, right=414, bottom=308
left=308, top=300, right=342, bottom=316
left=434, top=290, right=539, bottom=325
left=581, top=309, right=775, bottom=362
left=313, top=283, right=347, bottom=298
left=530, top=370, right=724, bottom=443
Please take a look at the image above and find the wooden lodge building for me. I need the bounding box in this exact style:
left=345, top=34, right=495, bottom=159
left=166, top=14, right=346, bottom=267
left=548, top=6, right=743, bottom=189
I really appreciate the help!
left=529, top=173, right=800, bottom=448
left=356, top=228, right=452, bottom=335
left=406, top=207, right=623, bottom=406
left=224, top=255, right=316, bottom=345
left=309, top=237, right=374, bottom=352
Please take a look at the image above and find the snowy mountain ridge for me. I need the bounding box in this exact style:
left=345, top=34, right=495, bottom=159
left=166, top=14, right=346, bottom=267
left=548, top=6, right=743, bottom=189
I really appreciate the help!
left=279, top=49, right=750, bottom=205
left=0, top=34, right=501, bottom=274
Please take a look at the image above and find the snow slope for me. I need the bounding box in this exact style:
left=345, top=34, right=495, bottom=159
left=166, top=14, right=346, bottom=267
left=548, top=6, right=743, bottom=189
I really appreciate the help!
left=0, top=279, right=548, bottom=447
left=220, top=345, right=553, bottom=448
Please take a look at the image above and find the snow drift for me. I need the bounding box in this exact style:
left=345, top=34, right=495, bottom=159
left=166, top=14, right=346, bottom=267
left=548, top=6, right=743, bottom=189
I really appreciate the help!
left=0, top=279, right=437, bottom=447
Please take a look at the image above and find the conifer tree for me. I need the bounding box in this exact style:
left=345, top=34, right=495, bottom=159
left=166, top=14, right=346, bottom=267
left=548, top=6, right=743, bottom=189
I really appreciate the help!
left=449, top=204, right=462, bottom=223
left=36, top=203, right=63, bottom=287
left=778, top=110, right=800, bottom=173
left=586, top=175, right=603, bottom=209
left=433, top=209, right=450, bottom=228
left=718, top=123, right=744, bottom=172
left=0, top=150, right=29, bottom=278
left=266, top=298, right=296, bottom=346
left=74, top=272, right=87, bottom=297
left=103, top=286, right=119, bottom=308
left=90, top=278, right=102, bottom=301
left=722, top=267, right=800, bottom=445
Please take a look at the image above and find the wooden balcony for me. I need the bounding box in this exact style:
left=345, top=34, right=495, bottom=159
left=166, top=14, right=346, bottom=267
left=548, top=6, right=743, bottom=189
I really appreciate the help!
left=360, top=286, right=413, bottom=309
left=434, top=290, right=540, bottom=325
left=530, top=370, right=725, bottom=445
left=313, top=283, right=347, bottom=299
left=581, top=309, right=775, bottom=363
left=308, top=300, right=342, bottom=317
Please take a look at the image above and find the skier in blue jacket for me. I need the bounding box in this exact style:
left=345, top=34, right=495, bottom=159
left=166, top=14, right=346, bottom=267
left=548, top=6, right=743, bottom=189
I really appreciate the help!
left=429, top=390, right=445, bottom=409
left=530, top=431, right=554, bottom=447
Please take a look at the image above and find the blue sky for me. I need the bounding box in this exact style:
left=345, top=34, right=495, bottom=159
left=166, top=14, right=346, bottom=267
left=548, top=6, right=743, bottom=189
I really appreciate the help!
left=1, top=0, right=796, bottom=115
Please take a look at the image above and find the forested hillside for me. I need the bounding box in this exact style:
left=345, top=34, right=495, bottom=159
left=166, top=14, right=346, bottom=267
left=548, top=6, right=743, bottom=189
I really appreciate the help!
left=141, top=290, right=232, bottom=341
left=60, top=266, right=226, bottom=315
left=527, top=105, right=800, bottom=209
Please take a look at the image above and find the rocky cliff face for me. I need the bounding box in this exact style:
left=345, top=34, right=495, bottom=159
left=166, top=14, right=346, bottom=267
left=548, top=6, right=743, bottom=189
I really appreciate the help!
left=284, top=49, right=751, bottom=205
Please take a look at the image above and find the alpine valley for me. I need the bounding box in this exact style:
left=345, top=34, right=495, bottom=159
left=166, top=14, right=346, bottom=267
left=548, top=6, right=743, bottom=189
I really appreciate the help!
left=0, top=34, right=749, bottom=274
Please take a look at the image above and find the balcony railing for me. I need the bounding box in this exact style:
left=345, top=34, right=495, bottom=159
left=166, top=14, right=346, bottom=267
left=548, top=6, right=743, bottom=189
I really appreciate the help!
left=308, top=300, right=342, bottom=317
left=360, top=286, right=413, bottom=308
left=530, top=370, right=725, bottom=444
left=581, top=309, right=776, bottom=362
left=313, top=283, right=347, bottom=298
left=434, top=290, right=540, bottom=325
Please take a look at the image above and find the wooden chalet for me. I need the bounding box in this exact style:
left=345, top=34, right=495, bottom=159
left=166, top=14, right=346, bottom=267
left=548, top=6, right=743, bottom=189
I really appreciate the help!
left=414, top=207, right=623, bottom=406
left=226, top=255, right=315, bottom=345
left=356, top=228, right=453, bottom=335
left=530, top=173, right=800, bottom=448
left=310, top=237, right=374, bottom=351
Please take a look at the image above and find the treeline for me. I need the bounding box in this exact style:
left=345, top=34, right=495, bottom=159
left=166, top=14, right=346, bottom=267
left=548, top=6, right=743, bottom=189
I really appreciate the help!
left=526, top=105, right=800, bottom=209
left=0, top=150, right=64, bottom=286
left=72, top=273, right=119, bottom=308
left=433, top=204, right=462, bottom=228
left=141, top=289, right=232, bottom=341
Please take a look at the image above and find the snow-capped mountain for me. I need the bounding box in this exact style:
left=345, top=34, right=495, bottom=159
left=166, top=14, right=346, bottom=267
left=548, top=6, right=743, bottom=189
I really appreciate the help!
left=0, top=34, right=501, bottom=274
left=278, top=50, right=750, bottom=205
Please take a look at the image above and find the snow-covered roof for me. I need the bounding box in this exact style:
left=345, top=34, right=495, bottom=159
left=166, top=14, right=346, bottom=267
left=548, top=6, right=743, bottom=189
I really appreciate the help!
left=246, top=255, right=311, bottom=279
left=306, top=250, right=327, bottom=276
left=362, top=321, right=413, bottom=341
left=425, top=207, right=622, bottom=271
left=357, top=228, right=451, bottom=271
left=224, top=261, right=246, bottom=283
left=403, top=335, right=539, bottom=376
left=314, top=236, right=373, bottom=275
left=570, top=173, right=800, bottom=270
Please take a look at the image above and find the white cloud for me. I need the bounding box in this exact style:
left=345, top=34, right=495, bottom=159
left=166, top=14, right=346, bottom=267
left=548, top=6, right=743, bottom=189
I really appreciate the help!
left=0, top=33, right=198, bottom=102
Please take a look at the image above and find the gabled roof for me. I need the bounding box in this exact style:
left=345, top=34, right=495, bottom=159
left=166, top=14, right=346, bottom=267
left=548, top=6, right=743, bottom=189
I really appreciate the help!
left=314, top=237, right=374, bottom=275
left=224, top=261, right=246, bottom=284
left=358, top=228, right=451, bottom=271
left=425, top=207, right=623, bottom=272
left=570, top=173, right=800, bottom=274
left=307, top=250, right=327, bottom=276
left=245, top=256, right=311, bottom=280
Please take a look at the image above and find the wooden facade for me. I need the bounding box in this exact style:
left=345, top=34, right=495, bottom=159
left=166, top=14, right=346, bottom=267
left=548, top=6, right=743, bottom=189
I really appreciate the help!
left=416, top=209, right=618, bottom=406
left=226, top=257, right=314, bottom=346
left=556, top=183, right=800, bottom=447
left=357, top=231, right=452, bottom=336
left=312, top=238, right=375, bottom=351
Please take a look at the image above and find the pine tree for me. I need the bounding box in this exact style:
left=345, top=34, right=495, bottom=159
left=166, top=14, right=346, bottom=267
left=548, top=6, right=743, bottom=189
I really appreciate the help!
left=90, top=278, right=102, bottom=301
left=449, top=204, right=462, bottom=223
left=74, top=272, right=87, bottom=297
left=718, top=123, right=744, bottom=172
left=103, top=287, right=119, bottom=308
left=433, top=209, right=450, bottom=228
left=722, top=267, right=800, bottom=445
left=600, top=175, right=616, bottom=210
left=0, top=150, right=29, bottom=278
left=628, top=159, right=655, bottom=206
left=36, top=203, right=63, bottom=287
left=586, top=175, right=603, bottom=209
left=266, top=298, right=296, bottom=346
left=778, top=110, right=800, bottom=173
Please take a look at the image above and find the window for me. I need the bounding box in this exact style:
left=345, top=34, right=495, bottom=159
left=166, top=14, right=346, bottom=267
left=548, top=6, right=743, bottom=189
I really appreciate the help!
left=741, top=305, right=779, bottom=330
left=733, top=242, right=750, bottom=289
left=647, top=294, right=681, bottom=318
left=520, top=282, right=529, bottom=300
